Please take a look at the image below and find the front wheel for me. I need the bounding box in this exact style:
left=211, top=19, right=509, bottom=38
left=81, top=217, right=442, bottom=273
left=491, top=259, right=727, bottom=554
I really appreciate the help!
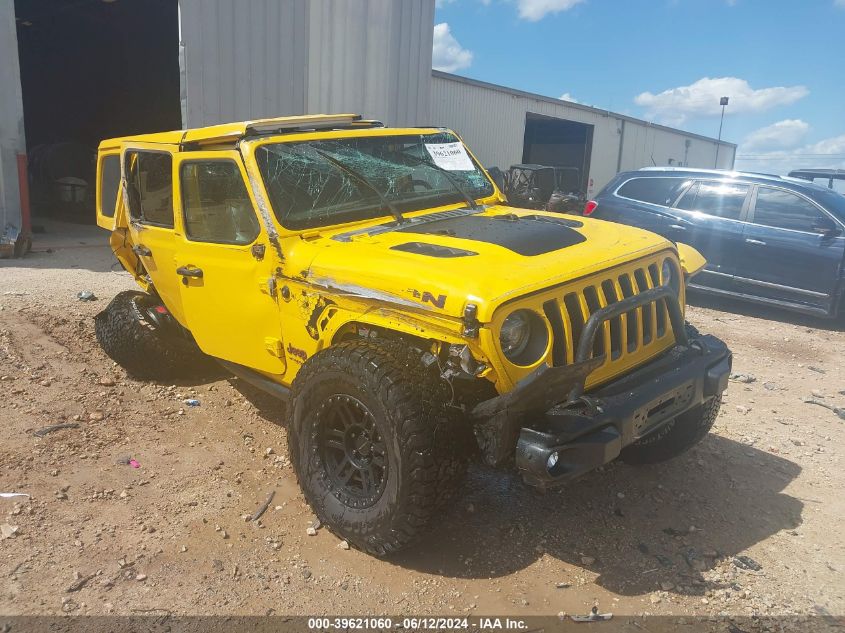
left=288, top=340, right=467, bottom=556
left=620, top=395, right=722, bottom=465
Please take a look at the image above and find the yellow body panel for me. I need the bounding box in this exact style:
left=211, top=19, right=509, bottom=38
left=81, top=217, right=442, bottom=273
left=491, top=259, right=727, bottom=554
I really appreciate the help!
left=97, top=115, right=698, bottom=396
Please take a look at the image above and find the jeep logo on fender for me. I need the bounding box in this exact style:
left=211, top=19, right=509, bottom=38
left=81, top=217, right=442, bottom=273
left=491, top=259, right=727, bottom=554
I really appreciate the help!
left=412, top=289, right=446, bottom=309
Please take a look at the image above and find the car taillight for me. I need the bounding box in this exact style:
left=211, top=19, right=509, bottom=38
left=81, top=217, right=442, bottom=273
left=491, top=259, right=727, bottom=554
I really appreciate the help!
left=583, top=200, right=598, bottom=216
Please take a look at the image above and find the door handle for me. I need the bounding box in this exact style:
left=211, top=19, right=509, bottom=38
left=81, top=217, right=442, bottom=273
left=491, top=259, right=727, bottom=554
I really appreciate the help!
left=176, top=266, right=204, bottom=285
left=745, top=238, right=767, bottom=246
left=132, top=244, right=152, bottom=257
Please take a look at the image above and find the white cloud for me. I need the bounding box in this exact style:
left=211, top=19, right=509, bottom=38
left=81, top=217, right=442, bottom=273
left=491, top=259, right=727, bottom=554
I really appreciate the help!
left=735, top=133, right=845, bottom=176
left=516, top=0, right=586, bottom=21
left=634, top=77, right=809, bottom=125
left=559, top=92, right=579, bottom=103
left=742, top=119, right=810, bottom=152
left=432, top=23, right=473, bottom=73
left=836, top=0, right=845, bottom=7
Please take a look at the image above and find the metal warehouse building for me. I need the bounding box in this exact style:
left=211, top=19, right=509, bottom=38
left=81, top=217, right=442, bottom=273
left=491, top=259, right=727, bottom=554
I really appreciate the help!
left=0, top=0, right=735, bottom=254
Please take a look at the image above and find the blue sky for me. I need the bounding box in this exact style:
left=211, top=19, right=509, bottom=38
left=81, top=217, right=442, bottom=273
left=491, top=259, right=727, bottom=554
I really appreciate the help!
left=432, top=0, right=845, bottom=174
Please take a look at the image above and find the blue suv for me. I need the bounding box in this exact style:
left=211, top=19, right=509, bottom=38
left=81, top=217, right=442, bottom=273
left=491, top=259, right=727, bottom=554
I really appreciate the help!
left=585, top=168, right=845, bottom=318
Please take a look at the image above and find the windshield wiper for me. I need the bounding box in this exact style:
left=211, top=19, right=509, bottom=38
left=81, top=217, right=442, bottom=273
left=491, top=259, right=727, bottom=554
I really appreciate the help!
left=401, top=151, right=480, bottom=210
left=314, top=149, right=405, bottom=224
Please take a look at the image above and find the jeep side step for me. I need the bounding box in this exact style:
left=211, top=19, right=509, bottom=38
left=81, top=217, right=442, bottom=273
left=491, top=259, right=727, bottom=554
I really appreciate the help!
left=217, top=360, right=290, bottom=401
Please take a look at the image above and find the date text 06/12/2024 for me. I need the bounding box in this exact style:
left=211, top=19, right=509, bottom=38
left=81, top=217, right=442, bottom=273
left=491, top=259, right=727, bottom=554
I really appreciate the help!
left=306, top=617, right=529, bottom=630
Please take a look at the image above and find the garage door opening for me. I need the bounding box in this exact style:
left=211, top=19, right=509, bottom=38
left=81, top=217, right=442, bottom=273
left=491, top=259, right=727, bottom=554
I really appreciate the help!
left=15, top=0, right=181, bottom=224
left=522, top=113, right=593, bottom=196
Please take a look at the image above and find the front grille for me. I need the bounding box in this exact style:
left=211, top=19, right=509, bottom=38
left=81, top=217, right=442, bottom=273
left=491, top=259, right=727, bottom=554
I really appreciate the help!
left=541, top=260, right=673, bottom=369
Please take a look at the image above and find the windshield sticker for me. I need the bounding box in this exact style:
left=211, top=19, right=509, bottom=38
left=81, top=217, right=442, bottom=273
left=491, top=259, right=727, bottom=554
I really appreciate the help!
left=425, top=142, right=474, bottom=171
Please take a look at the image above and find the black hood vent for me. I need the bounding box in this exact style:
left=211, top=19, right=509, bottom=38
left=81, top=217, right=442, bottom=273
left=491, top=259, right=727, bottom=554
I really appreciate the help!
left=396, top=213, right=586, bottom=256
left=391, top=242, right=478, bottom=258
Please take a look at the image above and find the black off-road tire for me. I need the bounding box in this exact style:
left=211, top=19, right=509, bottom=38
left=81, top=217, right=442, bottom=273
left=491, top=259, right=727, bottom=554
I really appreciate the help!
left=288, top=339, right=469, bottom=556
left=94, top=290, right=205, bottom=380
left=620, top=395, right=722, bottom=465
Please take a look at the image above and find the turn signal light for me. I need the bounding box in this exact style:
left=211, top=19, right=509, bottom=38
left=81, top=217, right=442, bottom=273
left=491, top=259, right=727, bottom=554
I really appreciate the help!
left=583, top=200, right=598, bottom=216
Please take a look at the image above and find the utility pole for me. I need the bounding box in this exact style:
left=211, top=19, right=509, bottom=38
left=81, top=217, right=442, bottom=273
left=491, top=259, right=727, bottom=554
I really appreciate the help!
left=714, top=96, right=729, bottom=168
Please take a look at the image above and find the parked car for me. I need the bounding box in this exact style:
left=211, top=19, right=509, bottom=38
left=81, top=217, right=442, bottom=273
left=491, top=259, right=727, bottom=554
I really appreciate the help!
left=93, top=114, right=730, bottom=556
left=585, top=168, right=845, bottom=318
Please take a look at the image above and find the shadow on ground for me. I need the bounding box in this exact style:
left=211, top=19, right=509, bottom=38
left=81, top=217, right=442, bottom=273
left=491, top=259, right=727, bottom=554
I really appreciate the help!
left=392, top=433, right=802, bottom=597
left=688, top=290, right=842, bottom=331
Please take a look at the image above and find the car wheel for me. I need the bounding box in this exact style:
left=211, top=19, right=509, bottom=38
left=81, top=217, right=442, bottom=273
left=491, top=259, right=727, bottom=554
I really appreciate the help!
left=94, top=290, right=207, bottom=380
left=288, top=339, right=468, bottom=556
left=619, top=395, right=722, bottom=465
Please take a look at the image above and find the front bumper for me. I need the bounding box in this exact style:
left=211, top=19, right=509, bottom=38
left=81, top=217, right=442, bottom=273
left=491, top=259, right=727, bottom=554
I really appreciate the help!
left=471, top=286, right=732, bottom=488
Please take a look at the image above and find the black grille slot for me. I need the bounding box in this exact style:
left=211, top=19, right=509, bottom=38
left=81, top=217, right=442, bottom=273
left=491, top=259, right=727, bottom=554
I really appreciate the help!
left=582, top=286, right=604, bottom=358
left=601, top=280, right=623, bottom=359
left=633, top=268, right=653, bottom=344
left=648, top=263, right=666, bottom=337
left=618, top=273, right=639, bottom=352
left=543, top=300, right=567, bottom=366
left=563, top=293, right=585, bottom=360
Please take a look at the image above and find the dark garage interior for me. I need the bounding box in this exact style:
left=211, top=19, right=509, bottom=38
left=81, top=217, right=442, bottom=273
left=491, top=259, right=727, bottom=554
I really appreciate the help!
left=14, top=0, right=181, bottom=222
left=522, top=113, right=593, bottom=194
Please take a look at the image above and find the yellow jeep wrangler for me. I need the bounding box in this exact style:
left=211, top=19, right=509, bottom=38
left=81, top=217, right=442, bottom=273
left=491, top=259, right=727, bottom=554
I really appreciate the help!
left=94, top=114, right=731, bottom=556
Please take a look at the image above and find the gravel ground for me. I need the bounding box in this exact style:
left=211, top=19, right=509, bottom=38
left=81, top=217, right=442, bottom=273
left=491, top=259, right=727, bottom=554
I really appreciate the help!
left=0, top=221, right=843, bottom=625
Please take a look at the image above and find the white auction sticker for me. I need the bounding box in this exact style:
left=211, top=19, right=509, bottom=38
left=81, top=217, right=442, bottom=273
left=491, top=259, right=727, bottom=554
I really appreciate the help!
left=424, top=142, right=474, bottom=171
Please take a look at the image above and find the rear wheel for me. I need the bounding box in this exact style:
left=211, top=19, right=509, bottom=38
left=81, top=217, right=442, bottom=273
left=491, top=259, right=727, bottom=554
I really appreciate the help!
left=288, top=339, right=468, bottom=556
left=620, top=395, right=722, bottom=465
left=94, top=290, right=206, bottom=380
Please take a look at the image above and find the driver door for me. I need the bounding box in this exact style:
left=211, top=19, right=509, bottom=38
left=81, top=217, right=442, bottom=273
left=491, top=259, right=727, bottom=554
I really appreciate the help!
left=173, top=151, right=286, bottom=375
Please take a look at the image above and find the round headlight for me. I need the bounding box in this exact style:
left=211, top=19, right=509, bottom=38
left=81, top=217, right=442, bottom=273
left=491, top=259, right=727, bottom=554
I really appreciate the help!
left=662, top=258, right=681, bottom=295
left=499, top=309, right=549, bottom=366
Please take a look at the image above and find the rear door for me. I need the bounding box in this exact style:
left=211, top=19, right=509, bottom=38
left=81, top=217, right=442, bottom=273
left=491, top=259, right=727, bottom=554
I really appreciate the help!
left=671, top=180, right=751, bottom=291
left=173, top=151, right=286, bottom=375
left=121, top=143, right=188, bottom=324
left=737, top=185, right=845, bottom=311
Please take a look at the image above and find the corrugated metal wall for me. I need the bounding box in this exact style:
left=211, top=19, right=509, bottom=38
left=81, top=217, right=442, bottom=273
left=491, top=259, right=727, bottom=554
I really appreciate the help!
left=431, top=72, right=736, bottom=194
left=179, top=0, right=309, bottom=126
left=179, top=0, right=433, bottom=128
left=0, top=0, right=25, bottom=242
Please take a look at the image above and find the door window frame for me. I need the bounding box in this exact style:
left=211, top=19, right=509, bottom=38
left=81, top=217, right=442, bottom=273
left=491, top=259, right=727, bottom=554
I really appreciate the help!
left=746, top=184, right=843, bottom=236
left=672, top=179, right=753, bottom=224
left=121, top=146, right=177, bottom=229
left=178, top=157, right=262, bottom=246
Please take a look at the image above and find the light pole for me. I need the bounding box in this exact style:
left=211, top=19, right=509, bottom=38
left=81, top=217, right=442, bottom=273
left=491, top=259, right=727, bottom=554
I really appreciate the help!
left=714, top=96, right=729, bottom=168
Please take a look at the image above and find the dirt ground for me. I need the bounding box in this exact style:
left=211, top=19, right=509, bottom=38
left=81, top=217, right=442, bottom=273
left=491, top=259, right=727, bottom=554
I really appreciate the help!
left=0, top=221, right=843, bottom=623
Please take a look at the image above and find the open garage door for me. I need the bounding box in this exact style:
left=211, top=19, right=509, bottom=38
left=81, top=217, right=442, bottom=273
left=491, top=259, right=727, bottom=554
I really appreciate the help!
left=522, top=113, right=593, bottom=196
left=14, top=0, right=181, bottom=225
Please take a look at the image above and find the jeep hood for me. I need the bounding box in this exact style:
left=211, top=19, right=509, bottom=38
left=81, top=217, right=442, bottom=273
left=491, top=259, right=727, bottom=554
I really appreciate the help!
left=294, top=206, right=675, bottom=322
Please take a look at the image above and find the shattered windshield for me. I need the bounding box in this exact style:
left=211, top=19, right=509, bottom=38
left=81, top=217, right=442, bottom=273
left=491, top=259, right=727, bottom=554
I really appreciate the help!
left=254, top=132, right=494, bottom=230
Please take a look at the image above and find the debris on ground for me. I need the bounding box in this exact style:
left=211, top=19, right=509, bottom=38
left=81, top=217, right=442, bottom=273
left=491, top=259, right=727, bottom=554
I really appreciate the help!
left=0, top=493, right=29, bottom=499
left=306, top=526, right=318, bottom=536
left=570, top=606, right=612, bottom=622
left=183, top=398, right=200, bottom=407
left=733, top=555, right=763, bottom=572
left=33, top=423, right=80, bottom=437
left=338, top=540, right=350, bottom=550
left=808, top=366, right=827, bottom=374
left=555, top=582, right=571, bottom=589
left=802, top=398, right=845, bottom=420
left=76, top=290, right=97, bottom=302
left=66, top=572, right=97, bottom=593
left=249, top=490, right=276, bottom=522
left=116, top=457, right=141, bottom=468
left=1, top=524, right=20, bottom=539
left=730, top=372, right=756, bottom=383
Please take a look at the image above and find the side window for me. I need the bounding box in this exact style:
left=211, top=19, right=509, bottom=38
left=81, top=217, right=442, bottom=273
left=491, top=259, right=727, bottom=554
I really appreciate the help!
left=616, top=177, right=687, bottom=206
left=125, top=151, right=174, bottom=227
left=99, top=155, right=120, bottom=218
left=753, top=187, right=835, bottom=233
left=675, top=181, right=748, bottom=220
left=180, top=161, right=260, bottom=244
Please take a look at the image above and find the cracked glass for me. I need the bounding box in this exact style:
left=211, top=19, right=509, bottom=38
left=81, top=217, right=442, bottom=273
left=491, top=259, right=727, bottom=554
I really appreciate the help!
left=254, top=132, right=494, bottom=230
